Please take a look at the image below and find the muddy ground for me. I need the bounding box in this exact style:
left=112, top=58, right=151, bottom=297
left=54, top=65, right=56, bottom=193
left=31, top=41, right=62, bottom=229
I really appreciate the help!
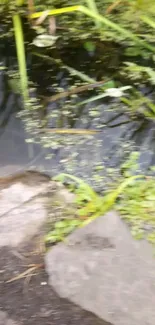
left=0, top=235, right=111, bottom=325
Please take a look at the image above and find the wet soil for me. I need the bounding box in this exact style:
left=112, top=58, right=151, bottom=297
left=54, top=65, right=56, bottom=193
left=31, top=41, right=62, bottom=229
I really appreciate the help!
left=0, top=236, right=111, bottom=325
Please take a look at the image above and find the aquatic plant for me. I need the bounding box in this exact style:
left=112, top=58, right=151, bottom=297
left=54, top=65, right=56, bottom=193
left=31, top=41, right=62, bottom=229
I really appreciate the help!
left=28, top=1, right=155, bottom=118
left=117, top=175, right=155, bottom=243
left=45, top=172, right=146, bottom=244
left=12, top=9, right=29, bottom=101
left=1, top=0, right=155, bottom=117
left=0, top=0, right=28, bottom=101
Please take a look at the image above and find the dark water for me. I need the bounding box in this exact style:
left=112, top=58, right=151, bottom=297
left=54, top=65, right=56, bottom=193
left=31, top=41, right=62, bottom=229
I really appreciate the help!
left=0, top=41, right=155, bottom=190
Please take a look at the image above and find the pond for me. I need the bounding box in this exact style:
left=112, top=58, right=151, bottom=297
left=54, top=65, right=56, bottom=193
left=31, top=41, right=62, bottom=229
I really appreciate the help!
left=0, top=18, right=155, bottom=191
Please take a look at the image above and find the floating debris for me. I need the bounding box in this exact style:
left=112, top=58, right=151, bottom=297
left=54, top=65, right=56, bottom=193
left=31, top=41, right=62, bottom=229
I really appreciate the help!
left=32, top=34, right=58, bottom=47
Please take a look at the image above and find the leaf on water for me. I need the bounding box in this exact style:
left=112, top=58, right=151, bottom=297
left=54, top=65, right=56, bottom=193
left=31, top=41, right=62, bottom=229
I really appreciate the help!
left=32, top=34, right=58, bottom=47
left=105, top=86, right=132, bottom=97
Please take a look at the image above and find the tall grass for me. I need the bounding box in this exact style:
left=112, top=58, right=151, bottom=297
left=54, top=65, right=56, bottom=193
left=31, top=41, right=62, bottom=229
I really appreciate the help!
left=30, top=5, right=155, bottom=53
left=6, top=1, right=155, bottom=108
left=12, top=13, right=29, bottom=102
left=85, top=0, right=101, bottom=28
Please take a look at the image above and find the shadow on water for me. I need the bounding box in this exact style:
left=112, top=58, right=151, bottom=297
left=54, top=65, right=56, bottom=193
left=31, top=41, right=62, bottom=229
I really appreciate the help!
left=0, top=37, right=155, bottom=189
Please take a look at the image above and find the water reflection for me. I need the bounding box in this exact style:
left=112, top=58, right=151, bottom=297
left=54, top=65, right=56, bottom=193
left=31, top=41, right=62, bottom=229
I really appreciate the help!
left=0, top=51, right=155, bottom=188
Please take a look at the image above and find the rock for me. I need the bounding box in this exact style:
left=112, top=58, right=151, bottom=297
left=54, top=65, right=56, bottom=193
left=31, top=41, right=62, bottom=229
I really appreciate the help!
left=0, top=311, right=19, bottom=325
left=0, top=172, right=77, bottom=248
left=45, top=211, right=155, bottom=325
left=0, top=197, right=47, bottom=247
left=0, top=177, right=51, bottom=247
left=55, top=183, right=75, bottom=204
left=0, top=181, right=49, bottom=215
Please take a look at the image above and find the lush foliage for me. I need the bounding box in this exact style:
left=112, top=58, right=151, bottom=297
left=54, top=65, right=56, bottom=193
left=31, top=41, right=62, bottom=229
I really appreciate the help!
left=45, top=172, right=145, bottom=244
left=1, top=0, right=155, bottom=118
left=1, top=0, right=155, bottom=246
left=117, top=176, right=155, bottom=243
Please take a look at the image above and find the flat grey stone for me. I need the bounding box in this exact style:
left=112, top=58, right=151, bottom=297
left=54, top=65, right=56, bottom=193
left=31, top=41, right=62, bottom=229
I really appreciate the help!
left=0, top=182, right=49, bottom=216
left=0, top=178, right=51, bottom=247
left=0, top=197, right=47, bottom=247
left=45, top=211, right=155, bottom=325
left=0, top=175, right=76, bottom=248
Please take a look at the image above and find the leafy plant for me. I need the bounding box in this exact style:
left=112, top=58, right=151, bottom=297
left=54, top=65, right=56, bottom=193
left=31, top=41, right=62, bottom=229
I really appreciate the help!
left=30, top=4, right=155, bottom=52
left=121, top=91, right=155, bottom=118
left=0, top=0, right=29, bottom=101
left=46, top=218, right=81, bottom=243
left=116, top=175, right=155, bottom=243
left=53, top=173, right=144, bottom=227
left=123, top=62, right=155, bottom=85
left=28, top=2, right=155, bottom=120
left=45, top=170, right=155, bottom=246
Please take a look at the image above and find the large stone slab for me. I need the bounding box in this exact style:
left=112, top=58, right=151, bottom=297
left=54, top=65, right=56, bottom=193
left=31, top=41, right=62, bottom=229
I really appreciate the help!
left=0, top=175, right=51, bottom=247
left=0, top=181, right=49, bottom=216
left=46, top=211, right=155, bottom=325
left=0, top=172, right=76, bottom=248
left=0, top=197, right=47, bottom=247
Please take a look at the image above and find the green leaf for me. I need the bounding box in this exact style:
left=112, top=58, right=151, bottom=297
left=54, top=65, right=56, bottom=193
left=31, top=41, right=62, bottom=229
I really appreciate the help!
left=84, top=41, right=96, bottom=53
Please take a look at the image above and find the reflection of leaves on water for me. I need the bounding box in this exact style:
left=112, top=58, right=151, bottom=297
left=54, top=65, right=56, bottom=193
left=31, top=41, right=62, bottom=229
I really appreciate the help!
left=0, top=74, right=20, bottom=132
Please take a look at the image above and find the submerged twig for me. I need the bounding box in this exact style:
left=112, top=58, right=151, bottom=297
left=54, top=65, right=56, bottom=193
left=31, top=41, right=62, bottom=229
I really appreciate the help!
left=106, top=0, right=123, bottom=14
left=42, top=80, right=106, bottom=104
left=41, top=128, right=100, bottom=135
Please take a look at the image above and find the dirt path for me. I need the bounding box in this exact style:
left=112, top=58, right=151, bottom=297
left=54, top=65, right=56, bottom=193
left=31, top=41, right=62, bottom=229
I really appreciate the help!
left=0, top=237, right=111, bottom=325
left=0, top=171, right=111, bottom=325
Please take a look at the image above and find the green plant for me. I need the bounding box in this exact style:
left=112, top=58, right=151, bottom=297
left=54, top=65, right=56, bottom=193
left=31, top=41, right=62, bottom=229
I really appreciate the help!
left=28, top=2, right=155, bottom=121
left=54, top=173, right=144, bottom=226
left=123, top=62, right=155, bottom=85
left=30, top=4, right=155, bottom=53
left=45, top=170, right=155, bottom=245
left=45, top=219, right=81, bottom=243
left=85, top=0, right=101, bottom=28
left=0, top=0, right=29, bottom=101
left=116, top=176, right=155, bottom=242
left=12, top=11, right=29, bottom=101
left=121, top=90, right=155, bottom=118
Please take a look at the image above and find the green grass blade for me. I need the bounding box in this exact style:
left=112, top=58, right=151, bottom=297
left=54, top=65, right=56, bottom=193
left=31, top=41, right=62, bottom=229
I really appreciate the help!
left=79, top=6, right=155, bottom=52
left=12, top=14, right=28, bottom=102
left=85, top=0, right=101, bottom=28
left=32, top=51, right=97, bottom=83
left=30, top=6, right=81, bottom=19
left=62, top=64, right=98, bottom=83
left=16, top=0, right=25, bottom=5
left=81, top=175, right=145, bottom=226
left=141, top=15, right=155, bottom=29
left=77, top=93, right=108, bottom=106
left=30, top=5, right=155, bottom=53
